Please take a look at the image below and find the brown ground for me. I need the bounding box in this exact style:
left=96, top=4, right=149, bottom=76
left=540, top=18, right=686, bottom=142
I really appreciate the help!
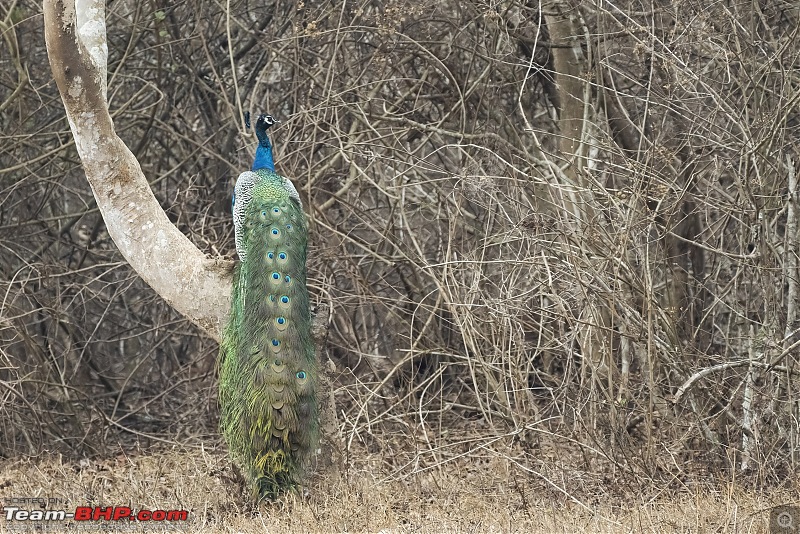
left=0, top=446, right=796, bottom=533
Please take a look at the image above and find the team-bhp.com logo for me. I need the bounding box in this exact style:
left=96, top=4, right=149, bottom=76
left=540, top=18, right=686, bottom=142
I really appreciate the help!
left=5, top=506, right=188, bottom=522
left=2, top=497, right=188, bottom=526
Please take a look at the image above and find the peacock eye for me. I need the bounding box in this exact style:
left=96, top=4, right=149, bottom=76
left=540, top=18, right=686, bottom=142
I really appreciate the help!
left=296, top=371, right=307, bottom=380
left=276, top=317, right=286, bottom=325
left=269, top=338, right=282, bottom=354
left=271, top=228, right=280, bottom=236
left=285, top=224, right=293, bottom=230
left=280, top=296, right=289, bottom=304
left=278, top=252, right=287, bottom=260
left=273, top=207, right=280, bottom=214
left=267, top=252, right=274, bottom=259
left=261, top=210, right=267, bottom=217
left=284, top=275, right=291, bottom=283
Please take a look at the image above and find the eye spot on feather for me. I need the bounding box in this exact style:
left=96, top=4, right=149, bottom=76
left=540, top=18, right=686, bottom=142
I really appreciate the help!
left=278, top=252, right=287, bottom=260
left=268, top=294, right=276, bottom=302
left=276, top=316, right=288, bottom=331
left=296, top=371, right=308, bottom=384
left=270, top=227, right=281, bottom=238
left=280, top=296, right=289, bottom=304
left=270, top=338, right=281, bottom=353
left=267, top=251, right=275, bottom=260
left=273, top=207, right=281, bottom=214
left=285, top=224, right=293, bottom=231
left=284, top=275, right=291, bottom=283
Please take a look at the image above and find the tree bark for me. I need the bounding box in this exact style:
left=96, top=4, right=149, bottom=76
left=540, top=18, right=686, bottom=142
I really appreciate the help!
left=43, top=0, right=232, bottom=340
left=545, top=1, right=611, bottom=383
left=545, top=0, right=593, bottom=223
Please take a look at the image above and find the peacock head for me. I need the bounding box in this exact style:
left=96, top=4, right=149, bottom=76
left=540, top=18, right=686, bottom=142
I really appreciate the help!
left=244, top=111, right=279, bottom=129
left=244, top=112, right=280, bottom=172
left=255, top=113, right=279, bottom=131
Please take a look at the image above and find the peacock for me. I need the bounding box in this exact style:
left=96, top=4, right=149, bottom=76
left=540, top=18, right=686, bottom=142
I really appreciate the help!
left=218, top=112, right=318, bottom=500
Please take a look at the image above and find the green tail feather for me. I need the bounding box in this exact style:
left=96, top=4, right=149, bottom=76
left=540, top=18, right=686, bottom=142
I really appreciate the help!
left=219, top=168, right=318, bottom=500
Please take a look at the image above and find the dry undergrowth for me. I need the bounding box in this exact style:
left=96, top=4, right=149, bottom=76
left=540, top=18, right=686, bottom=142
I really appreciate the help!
left=0, top=444, right=796, bottom=533
left=3, top=3, right=800, bottom=533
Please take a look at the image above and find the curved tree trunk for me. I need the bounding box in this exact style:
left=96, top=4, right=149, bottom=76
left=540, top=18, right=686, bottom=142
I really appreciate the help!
left=43, top=0, right=232, bottom=340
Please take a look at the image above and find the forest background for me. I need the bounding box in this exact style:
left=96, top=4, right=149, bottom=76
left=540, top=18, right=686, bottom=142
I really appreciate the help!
left=2, top=0, right=800, bottom=531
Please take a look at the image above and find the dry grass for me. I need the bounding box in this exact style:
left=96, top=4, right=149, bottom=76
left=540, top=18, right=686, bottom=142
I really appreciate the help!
left=0, top=445, right=796, bottom=533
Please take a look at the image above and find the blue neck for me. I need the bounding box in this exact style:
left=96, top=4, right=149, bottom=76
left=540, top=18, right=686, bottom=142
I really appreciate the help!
left=252, top=129, right=275, bottom=171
